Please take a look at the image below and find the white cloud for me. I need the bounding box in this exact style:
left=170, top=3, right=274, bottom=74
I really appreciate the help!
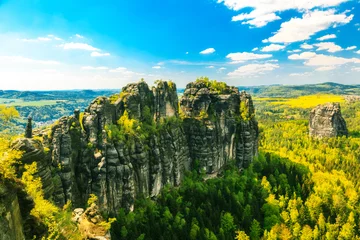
left=252, top=47, right=258, bottom=51
left=227, top=63, right=279, bottom=77
left=0, top=56, right=60, bottom=65
left=21, top=37, right=51, bottom=42
left=314, top=42, right=343, bottom=53
left=218, top=67, right=227, bottom=72
left=233, top=13, right=281, bottom=28
left=346, top=46, right=357, bottom=50
left=356, top=50, right=360, bottom=54
left=288, top=52, right=316, bottom=60
left=226, top=52, right=272, bottom=63
left=261, top=44, right=285, bottom=52
left=81, top=66, right=109, bottom=70
left=91, top=52, right=110, bottom=57
left=300, top=43, right=313, bottom=49
left=206, top=66, right=215, bottom=68
left=218, top=0, right=349, bottom=28
left=289, top=72, right=312, bottom=77
left=109, top=67, right=139, bottom=76
left=317, top=34, right=337, bottom=41
left=60, top=42, right=99, bottom=51
left=304, top=54, right=360, bottom=66
left=315, top=66, right=337, bottom=71
left=200, top=48, right=215, bottom=54
left=75, top=34, right=84, bottom=38
left=152, top=66, right=162, bottom=69
left=288, top=49, right=302, bottom=53
left=352, top=67, right=360, bottom=72
left=186, top=52, right=189, bottom=54
left=265, top=10, right=353, bottom=43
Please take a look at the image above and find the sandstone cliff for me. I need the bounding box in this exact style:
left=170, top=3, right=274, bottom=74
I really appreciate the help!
left=309, top=102, right=348, bottom=138
left=12, top=79, right=259, bottom=214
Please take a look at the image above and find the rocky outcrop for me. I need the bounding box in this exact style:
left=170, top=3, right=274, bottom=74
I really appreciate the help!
left=12, top=80, right=259, bottom=215
left=0, top=181, right=25, bottom=240
left=72, top=204, right=111, bottom=239
left=0, top=179, right=38, bottom=240
left=309, top=102, right=348, bottom=138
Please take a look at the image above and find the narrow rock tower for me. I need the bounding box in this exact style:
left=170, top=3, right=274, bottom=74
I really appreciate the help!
left=25, top=116, right=32, bottom=138
left=309, top=102, right=348, bottom=138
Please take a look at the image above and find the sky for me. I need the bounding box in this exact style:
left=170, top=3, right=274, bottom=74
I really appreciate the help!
left=0, top=0, right=360, bottom=90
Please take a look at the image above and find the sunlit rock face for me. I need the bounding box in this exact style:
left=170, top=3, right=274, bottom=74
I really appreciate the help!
left=13, top=80, right=259, bottom=214
left=309, top=102, right=348, bottom=138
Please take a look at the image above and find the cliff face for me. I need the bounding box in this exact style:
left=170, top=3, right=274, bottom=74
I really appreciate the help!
left=309, top=102, right=348, bottom=138
left=13, top=80, right=259, bottom=214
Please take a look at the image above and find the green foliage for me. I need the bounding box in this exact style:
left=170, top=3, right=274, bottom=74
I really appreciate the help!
left=111, top=154, right=310, bottom=239
left=195, top=77, right=229, bottom=94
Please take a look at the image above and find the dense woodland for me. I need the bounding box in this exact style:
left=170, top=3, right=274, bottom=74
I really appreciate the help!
left=1, top=84, right=360, bottom=239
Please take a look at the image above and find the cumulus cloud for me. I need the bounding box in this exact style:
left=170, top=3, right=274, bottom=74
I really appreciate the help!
left=317, top=34, right=337, bottom=41
left=300, top=43, right=313, bottom=49
left=200, top=48, right=215, bottom=54
left=356, top=50, right=360, bottom=54
left=91, top=52, right=110, bottom=57
left=261, top=44, right=285, bottom=52
left=227, top=63, right=279, bottom=77
left=252, top=47, right=259, bottom=51
left=60, top=42, right=99, bottom=51
left=265, top=10, right=353, bottom=43
left=288, top=52, right=316, bottom=60
left=314, top=42, right=343, bottom=53
left=218, top=0, right=349, bottom=28
left=226, top=52, right=272, bottom=63
left=346, top=46, right=357, bottom=50
left=287, top=49, right=302, bottom=53
left=305, top=54, right=360, bottom=66
left=315, top=66, right=337, bottom=71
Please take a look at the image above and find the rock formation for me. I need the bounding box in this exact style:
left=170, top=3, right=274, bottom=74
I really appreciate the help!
left=12, top=80, right=259, bottom=215
left=25, top=117, right=32, bottom=138
left=309, top=102, right=348, bottom=138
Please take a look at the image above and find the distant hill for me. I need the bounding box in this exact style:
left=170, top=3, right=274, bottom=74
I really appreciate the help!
left=238, top=82, right=360, bottom=98
left=0, top=89, right=120, bottom=101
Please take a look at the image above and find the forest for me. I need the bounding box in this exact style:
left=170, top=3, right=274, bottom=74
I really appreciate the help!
left=1, top=86, right=360, bottom=239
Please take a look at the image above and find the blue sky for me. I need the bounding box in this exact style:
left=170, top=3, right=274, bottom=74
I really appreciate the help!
left=0, top=0, right=359, bottom=90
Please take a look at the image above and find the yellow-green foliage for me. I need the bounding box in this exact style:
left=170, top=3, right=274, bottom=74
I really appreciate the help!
left=98, top=218, right=117, bottom=231
left=0, top=105, right=20, bottom=122
left=271, top=94, right=345, bottom=109
left=196, top=109, right=208, bottom=120
left=22, top=162, right=58, bottom=219
left=195, top=77, right=228, bottom=94
left=240, top=101, right=250, bottom=121
left=79, top=112, right=85, bottom=131
left=118, top=110, right=139, bottom=136
left=0, top=136, right=22, bottom=179
left=109, top=93, right=121, bottom=104
left=87, top=193, right=98, bottom=206
left=260, top=119, right=360, bottom=239
left=168, top=80, right=175, bottom=90
left=235, top=230, right=250, bottom=240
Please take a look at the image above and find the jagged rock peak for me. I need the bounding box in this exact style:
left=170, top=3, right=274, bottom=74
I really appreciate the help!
left=309, top=102, right=348, bottom=138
